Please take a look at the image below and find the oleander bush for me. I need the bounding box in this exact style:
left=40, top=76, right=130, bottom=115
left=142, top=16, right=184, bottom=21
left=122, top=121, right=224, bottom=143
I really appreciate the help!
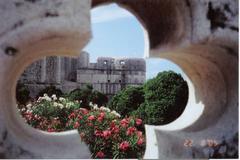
left=20, top=94, right=82, bottom=131
left=66, top=106, right=145, bottom=159
left=18, top=94, right=145, bottom=159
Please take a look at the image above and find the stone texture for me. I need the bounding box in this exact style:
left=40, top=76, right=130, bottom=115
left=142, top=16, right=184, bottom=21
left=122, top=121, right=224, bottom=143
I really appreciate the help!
left=0, top=0, right=238, bottom=159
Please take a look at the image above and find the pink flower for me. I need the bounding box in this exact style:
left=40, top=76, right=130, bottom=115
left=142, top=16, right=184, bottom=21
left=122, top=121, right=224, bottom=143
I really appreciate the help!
left=97, top=112, right=105, bottom=122
left=120, top=118, right=129, bottom=128
left=95, top=130, right=102, bottom=137
left=137, top=137, right=144, bottom=146
left=119, top=141, right=130, bottom=151
left=97, top=116, right=104, bottom=122
left=96, top=151, right=105, bottom=158
left=126, top=127, right=136, bottom=136
left=47, top=128, right=55, bottom=132
left=99, top=112, right=105, bottom=117
left=102, top=130, right=111, bottom=139
left=136, top=131, right=143, bottom=137
left=88, top=115, right=95, bottom=121
left=77, top=115, right=83, bottom=120
left=135, top=118, right=142, bottom=126
left=110, top=121, right=116, bottom=128
left=111, top=126, right=120, bottom=134
left=68, top=112, right=75, bottom=119
left=74, top=121, right=80, bottom=129
left=87, top=122, right=93, bottom=126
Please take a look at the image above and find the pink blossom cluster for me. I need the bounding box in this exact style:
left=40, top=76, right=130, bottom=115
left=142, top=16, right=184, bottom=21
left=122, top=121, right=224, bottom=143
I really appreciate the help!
left=18, top=98, right=145, bottom=159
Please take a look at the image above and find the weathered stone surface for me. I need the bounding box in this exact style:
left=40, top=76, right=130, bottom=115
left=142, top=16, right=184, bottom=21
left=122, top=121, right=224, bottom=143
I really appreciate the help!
left=0, top=0, right=238, bottom=159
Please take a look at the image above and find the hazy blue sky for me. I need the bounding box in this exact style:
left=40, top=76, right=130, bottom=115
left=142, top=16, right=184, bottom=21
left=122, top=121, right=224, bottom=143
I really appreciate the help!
left=84, top=4, right=184, bottom=79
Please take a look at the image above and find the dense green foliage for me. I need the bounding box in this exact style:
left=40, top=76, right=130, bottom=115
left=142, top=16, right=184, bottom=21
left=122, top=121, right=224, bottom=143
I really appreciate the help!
left=108, top=86, right=144, bottom=116
left=16, top=83, right=30, bottom=105
left=68, top=85, right=108, bottom=109
left=114, top=71, right=188, bottom=125
left=37, top=85, right=63, bottom=98
left=91, top=90, right=109, bottom=106
left=141, top=71, right=188, bottom=125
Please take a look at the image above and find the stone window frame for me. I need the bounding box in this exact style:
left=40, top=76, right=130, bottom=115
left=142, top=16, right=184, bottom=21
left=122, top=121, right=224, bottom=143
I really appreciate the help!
left=0, top=0, right=237, bottom=159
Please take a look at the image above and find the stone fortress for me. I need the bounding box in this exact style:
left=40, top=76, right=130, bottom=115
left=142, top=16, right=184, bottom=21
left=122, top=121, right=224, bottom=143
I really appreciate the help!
left=19, top=51, right=146, bottom=97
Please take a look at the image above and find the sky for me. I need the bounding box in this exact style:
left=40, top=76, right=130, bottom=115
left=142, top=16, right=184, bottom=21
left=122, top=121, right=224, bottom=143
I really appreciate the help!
left=83, top=4, right=184, bottom=80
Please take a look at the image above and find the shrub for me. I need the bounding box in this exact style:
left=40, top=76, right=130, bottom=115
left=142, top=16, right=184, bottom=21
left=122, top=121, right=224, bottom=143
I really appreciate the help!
left=130, top=103, right=147, bottom=121
left=20, top=94, right=82, bottom=131
left=16, top=82, right=31, bottom=105
left=108, top=86, right=144, bottom=116
left=37, top=85, right=63, bottom=98
left=91, top=90, right=108, bottom=107
left=68, top=88, right=90, bottom=108
left=67, top=106, right=145, bottom=159
left=133, top=71, right=188, bottom=125
left=68, top=85, right=108, bottom=109
left=18, top=95, right=145, bottom=159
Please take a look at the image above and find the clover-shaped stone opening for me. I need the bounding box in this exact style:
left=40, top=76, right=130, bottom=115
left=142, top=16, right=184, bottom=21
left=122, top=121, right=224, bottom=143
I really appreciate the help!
left=14, top=2, right=189, bottom=159
left=0, top=0, right=236, bottom=159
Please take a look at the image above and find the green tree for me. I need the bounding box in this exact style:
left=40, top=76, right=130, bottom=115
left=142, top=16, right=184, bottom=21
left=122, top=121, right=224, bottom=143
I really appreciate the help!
left=91, top=90, right=108, bottom=107
left=37, top=85, right=63, bottom=98
left=108, top=86, right=144, bottom=116
left=68, top=84, right=108, bottom=108
left=140, top=71, right=188, bottom=125
left=16, top=82, right=31, bottom=105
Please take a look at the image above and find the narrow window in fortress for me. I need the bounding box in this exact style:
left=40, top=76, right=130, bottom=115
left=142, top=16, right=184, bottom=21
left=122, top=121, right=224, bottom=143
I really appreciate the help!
left=120, top=61, right=125, bottom=65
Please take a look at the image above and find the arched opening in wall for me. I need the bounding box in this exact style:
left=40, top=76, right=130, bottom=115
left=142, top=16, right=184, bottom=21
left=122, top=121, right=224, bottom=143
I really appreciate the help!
left=14, top=2, right=189, bottom=159
left=84, top=3, right=189, bottom=158
left=144, top=58, right=189, bottom=126
left=85, top=3, right=189, bottom=126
